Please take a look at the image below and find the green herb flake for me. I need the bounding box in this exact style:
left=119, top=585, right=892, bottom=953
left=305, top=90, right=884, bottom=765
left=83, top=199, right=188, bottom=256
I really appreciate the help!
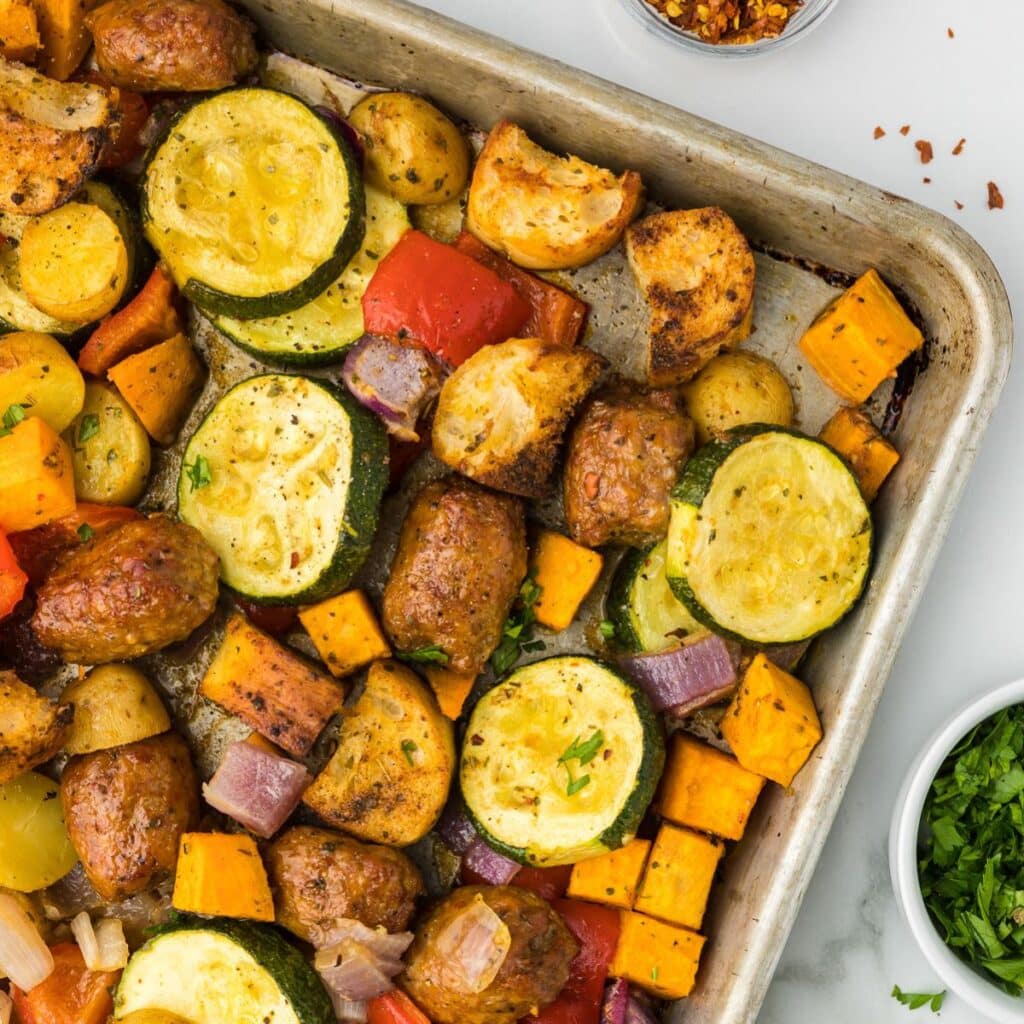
left=0, top=403, right=27, bottom=437
left=77, top=413, right=100, bottom=444
left=490, top=575, right=543, bottom=678
left=559, top=729, right=605, bottom=767
left=598, top=620, right=617, bottom=640
left=890, top=985, right=945, bottom=1012
left=566, top=774, right=590, bottom=797
left=401, top=739, right=418, bottom=766
left=77, top=523, right=94, bottom=543
left=184, top=454, right=213, bottom=492
left=919, top=704, right=1024, bottom=994
left=398, top=644, right=449, bottom=666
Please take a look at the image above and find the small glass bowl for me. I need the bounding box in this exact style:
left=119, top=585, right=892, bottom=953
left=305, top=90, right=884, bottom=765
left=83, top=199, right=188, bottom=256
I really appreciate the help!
left=619, top=0, right=841, bottom=57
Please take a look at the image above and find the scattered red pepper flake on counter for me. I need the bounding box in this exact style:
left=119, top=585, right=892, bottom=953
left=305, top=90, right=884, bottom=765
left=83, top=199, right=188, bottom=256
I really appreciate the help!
left=923, top=177, right=931, bottom=184
left=899, top=125, right=911, bottom=136
left=988, top=182, right=1005, bottom=210
left=952, top=138, right=966, bottom=156
left=642, top=0, right=803, bottom=44
left=873, top=126, right=885, bottom=140
left=915, top=140, right=934, bottom=164
left=947, top=27, right=954, bottom=38
left=955, top=201, right=964, bottom=210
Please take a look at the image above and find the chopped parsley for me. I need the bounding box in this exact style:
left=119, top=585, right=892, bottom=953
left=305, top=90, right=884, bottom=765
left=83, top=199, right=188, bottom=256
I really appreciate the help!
left=919, top=704, right=1024, bottom=993
left=558, top=729, right=604, bottom=797
left=598, top=620, right=617, bottom=640
left=184, top=454, right=212, bottom=491
left=77, top=413, right=100, bottom=444
left=890, top=986, right=945, bottom=1012
left=77, top=523, right=94, bottom=543
left=398, top=644, right=449, bottom=666
left=0, top=403, right=27, bottom=437
left=401, top=739, right=418, bottom=766
left=490, top=576, right=543, bottom=677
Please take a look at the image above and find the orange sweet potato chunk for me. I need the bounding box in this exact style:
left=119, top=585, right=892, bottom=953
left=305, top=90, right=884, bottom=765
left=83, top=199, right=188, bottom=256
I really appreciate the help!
left=609, top=910, right=705, bottom=999
left=566, top=838, right=651, bottom=910
left=820, top=405, right=900, bottom=502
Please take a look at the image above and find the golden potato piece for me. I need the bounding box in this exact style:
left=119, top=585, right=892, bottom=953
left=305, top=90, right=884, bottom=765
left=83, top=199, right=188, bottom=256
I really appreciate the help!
left=681, top=350, right=794, bottom=443
left=0, top=57, right=114, bottom=215
left=86, top=0, right=257, bottom=91
left=626, top=207, right=755, bottom=386
left=466, top=120, right=644, bottom=270
left=350, top=92, right=470, bottom=206
left=0, top=331, right=85, bottom=434
left=0, top=670, right=73, bottom=784
left=432, top=337, right=606, bottom=498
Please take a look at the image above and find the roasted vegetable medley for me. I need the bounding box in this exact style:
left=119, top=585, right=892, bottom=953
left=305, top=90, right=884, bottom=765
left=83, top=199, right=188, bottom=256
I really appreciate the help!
left=0, top=8, right=927, bottom=1024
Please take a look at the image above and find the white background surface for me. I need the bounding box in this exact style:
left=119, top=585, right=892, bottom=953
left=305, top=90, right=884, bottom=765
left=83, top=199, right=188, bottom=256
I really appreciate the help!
left=414, top=1, right=1021, bottom=1020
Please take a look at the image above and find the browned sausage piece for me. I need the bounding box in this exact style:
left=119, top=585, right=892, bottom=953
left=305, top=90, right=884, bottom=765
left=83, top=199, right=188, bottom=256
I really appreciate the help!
left=267, top=825, right=424, bottom=943
left=60, top=732, right=199, bottom=901
left=563, top=377, right=696, bottom=548
left=32, top=517, right=220, bottom=665
left=86, top=0, right=258, bottom=92
left=403, top=885, right=577, bottom=1024
left=382, top=477, right=527, bottom=675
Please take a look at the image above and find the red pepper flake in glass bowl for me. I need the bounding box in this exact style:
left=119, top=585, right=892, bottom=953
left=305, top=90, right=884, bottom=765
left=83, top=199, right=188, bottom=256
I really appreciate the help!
left=643, top=0, right=803, bottom=44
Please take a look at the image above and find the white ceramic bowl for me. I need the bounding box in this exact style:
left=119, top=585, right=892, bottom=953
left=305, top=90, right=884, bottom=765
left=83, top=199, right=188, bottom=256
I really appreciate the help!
left=890, top=676, right=1024, bottom=1023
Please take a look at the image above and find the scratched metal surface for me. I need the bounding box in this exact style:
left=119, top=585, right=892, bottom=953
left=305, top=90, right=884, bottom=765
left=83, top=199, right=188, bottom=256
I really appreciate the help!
left=110, top=6, right=1012, bottom=1021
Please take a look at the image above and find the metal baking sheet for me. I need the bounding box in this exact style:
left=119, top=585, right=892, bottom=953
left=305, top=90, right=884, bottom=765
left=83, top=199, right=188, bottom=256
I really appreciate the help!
left=101, top=2, right=1012, bottom=1021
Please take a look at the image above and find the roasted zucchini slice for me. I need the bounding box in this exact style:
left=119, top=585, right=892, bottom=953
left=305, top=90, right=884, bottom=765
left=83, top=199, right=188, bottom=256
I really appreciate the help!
left=177, top=374, right=387, bottom=604
left=114, top=917, right=334, bottom=1024
left=213, top=185, right=409, bottom=366
left=607, top=540, right=702, bottom=653
left=142, top=89, right=365, bottom=319
left=665, top=425, right=872, bottom=646
left=461, top=655, right=664, bottom=866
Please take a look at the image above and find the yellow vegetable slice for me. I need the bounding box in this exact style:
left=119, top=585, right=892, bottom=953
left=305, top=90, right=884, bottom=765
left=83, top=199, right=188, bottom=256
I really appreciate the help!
left=0, top=331, right=85, bottom=434
left=0, top=771, right=78, bottom=892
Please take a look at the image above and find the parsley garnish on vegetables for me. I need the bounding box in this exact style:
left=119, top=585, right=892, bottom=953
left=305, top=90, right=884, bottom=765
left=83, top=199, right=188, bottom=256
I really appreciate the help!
left=401, top=739, right=418, bottom=765
left=184, top=455, right=212, bottom=491
left=77, top=413, right=100, bottom=444
left=0, top=403, right=27, bottom=437
left=490, top=576, right=543, bottom=677
left=598, top=620, right=617, bottom=640
left=558, top=729, right=604, bottom=797
left=77, top=523, right=94, bottom=542
left=919, top=705, right=1024, bottom=994
left=891, top=986, right=945, bottom=1012
left=399, top=644, right=449, bottom=666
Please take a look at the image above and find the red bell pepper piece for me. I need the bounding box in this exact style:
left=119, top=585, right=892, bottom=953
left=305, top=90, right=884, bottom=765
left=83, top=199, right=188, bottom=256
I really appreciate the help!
left=368, top=990, right=432, bottom=1024
left=528, top=900, right=622, bottom=1024
left=0, top=527, right=27, bottom=620
left=453, top=231, right=588, bottom=347
left=8, top=504, right=141, bottom=586
left=11, top=943, right=120, bottom=1024
left=362, top=230, right=530, bottom=366
left=233, top=596, right=299, bottom=637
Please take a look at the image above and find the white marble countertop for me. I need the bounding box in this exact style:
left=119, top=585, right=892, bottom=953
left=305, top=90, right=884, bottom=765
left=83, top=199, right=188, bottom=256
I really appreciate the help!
left=413, top=0, right=1020, bottom=1018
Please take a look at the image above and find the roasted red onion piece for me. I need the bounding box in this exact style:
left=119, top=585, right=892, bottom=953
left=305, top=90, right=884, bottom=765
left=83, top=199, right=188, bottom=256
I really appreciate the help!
left=462, top=836, right=521, bottom=885
left=342, top=334, right=444, bottom=442
left=436, top=797, right=478, bottom=856
left=312, top=105, right=365, bottom=166
left=601, top=978, right=630, bottom=1024
left=432, top=895, right=511, bottom=994
left=202, top=741, right=310, bottom=839
left=619, top=631, right=739, bottom=714
left=315, top=918, right=414, bottom=961
left=763, top=640, right=812, bottom=671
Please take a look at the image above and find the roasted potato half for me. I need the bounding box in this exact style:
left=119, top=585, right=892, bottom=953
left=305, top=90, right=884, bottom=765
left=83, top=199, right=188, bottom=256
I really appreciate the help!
left=350, top=92, right=470, bottom=206
left=86, top=0, right=257, bottom=91
left=303, top=660, right=455, bottom=846
left=0, top=58, right=115, bottom=215
left=466, top=120, right=644, bottom=270
left=0, top=671, right=73, bottom=784
left=626, top=207, right=755, bottom=386
left=681, top=350, right=795, bottom=443
left=0, top=331, right=85, bottom=434
left=432, top=336, right=606, bottom=498
left=65, top=380, right=152, bottom=505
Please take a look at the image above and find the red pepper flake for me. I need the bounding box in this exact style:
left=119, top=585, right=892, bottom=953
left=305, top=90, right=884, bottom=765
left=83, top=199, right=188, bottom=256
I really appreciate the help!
left=290, top=551, right=300, bottom=568
left=952, top=138, right=966, bottom=156
left=923, top=177, right=931, bottom=184
left=873, top=126, right=886, bottom=140
left=947, top=26, right=954, bottom=38
left=988, top=182, right=1005, bottom=210
left=915, top=140, right=934, bottom=164
left=899, top=125, right=911, bottom=136
left=955, top=200, right=964, bottom=210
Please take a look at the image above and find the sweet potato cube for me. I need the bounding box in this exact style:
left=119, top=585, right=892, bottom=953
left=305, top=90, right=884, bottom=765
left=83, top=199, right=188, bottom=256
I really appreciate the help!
left=799, top=269, right=924, bottom=403
left=200, top=612, right=345, bottom=757
left=298, top=589, right=390, bottom=678
left=567, top=838, right=651, bottom=910
left=0, top=0, right=40, bottom=62
left=107, top=333, right=204, bottom=446
left=172, top=832, right=274, bottom=921
left=34, top=0, right=104, bottom=78
left=424, top=665, right=476, bottom=720
left=720, top=654, right=822, bottom=787
left=0, top=417, right=76, bottom=533
left=532, top=530, right=603, bottom=631
left=657, top=733, right=765, bottom=841
left=820, top=405, right=900, bottom=502
left=635, top=824, right=723, bottom=931
left=609, top=910, right=705, bottom=999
